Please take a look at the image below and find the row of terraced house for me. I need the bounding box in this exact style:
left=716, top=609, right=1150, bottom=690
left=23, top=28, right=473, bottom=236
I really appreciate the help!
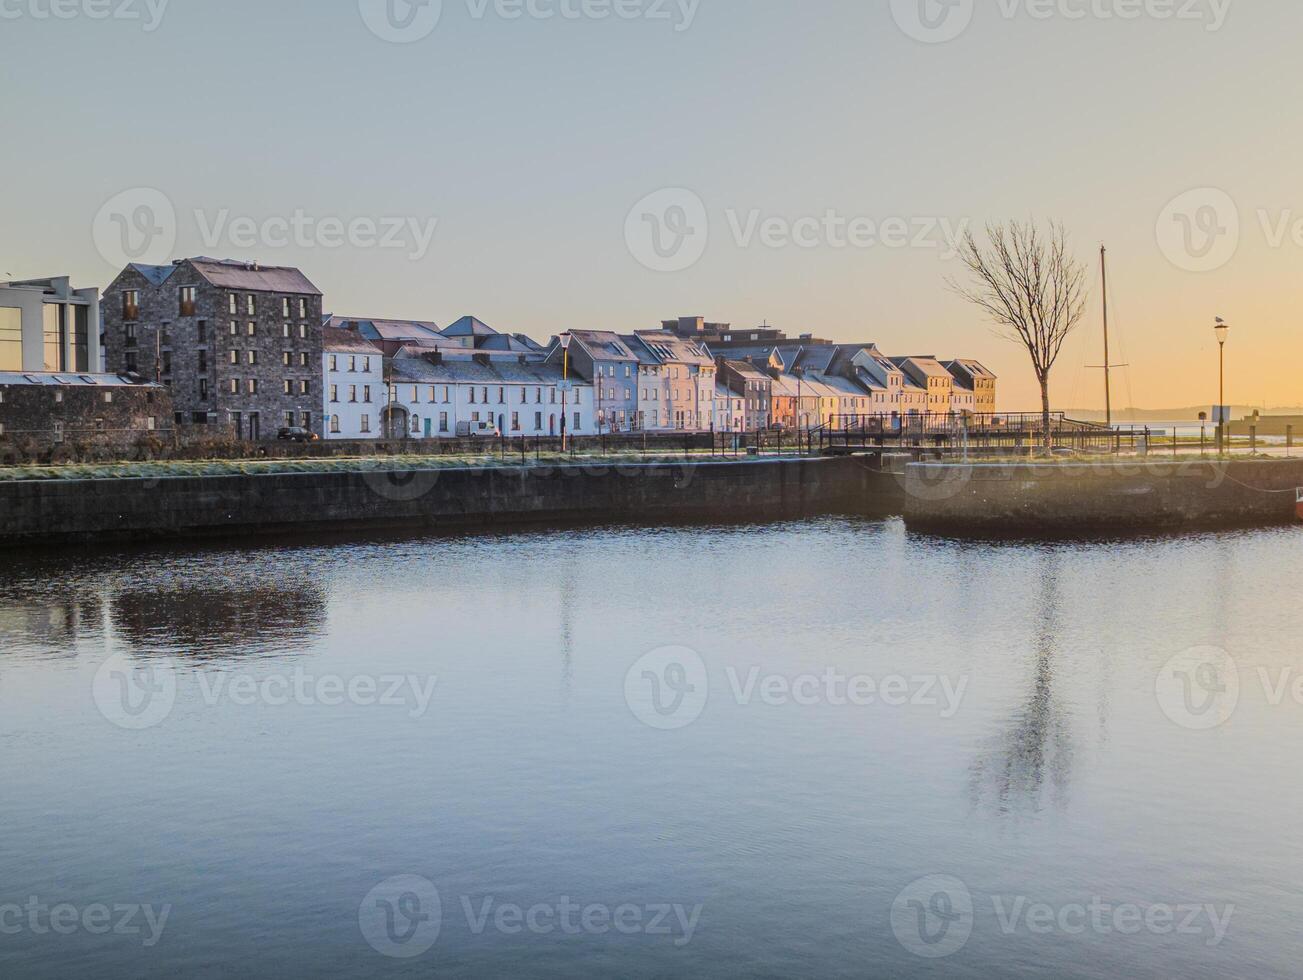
left=0, top=259, right=996, bottom=448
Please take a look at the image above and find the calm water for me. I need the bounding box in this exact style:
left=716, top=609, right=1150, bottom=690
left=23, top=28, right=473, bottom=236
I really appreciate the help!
left=1, top=519, right=1302, bottom=978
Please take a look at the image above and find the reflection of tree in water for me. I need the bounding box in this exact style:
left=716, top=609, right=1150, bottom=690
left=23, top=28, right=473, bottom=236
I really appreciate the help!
left=111, top=586, right=326, bottom=660
left=968, top=551, right=1075, bottom=818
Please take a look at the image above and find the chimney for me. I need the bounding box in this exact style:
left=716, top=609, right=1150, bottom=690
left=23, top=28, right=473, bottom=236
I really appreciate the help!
left=473, top=353, right=491, bottom=366
left=424, top=350, right=443, bottom=366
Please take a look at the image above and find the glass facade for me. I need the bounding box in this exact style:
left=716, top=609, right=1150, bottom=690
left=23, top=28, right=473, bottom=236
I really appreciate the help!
left=0, top=307, right=20, bottom=371
left=73, top=305, right=90, bottom=373
left=43, top=303, right=66, bottom=372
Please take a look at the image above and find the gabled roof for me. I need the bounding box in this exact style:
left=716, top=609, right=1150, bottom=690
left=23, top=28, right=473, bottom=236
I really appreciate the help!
left=892, top=355, right=953, bottom=381
left=390, top=351, right=577, bottom=387
left=722, top=359, right=770, bottom=380
left=322, top=327, right=383, bottom=355
left=478, top=334, right=539, bottom=353
left=325, top=316, right=443, bottom=343
left=565, top=331, right=638, bottom=361
left=628, top=332, right=714, bottom=367
left=943, top=359, right=997, bottom=387
left=188, top=257, right=321, bottom=295
left=128, top=264, right=176, bottom=287
left=442, top=315, right=499, bottom=338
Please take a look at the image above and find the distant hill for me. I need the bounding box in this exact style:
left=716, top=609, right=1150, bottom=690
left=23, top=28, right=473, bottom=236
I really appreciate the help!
left=1065, top=406, right=1303, bottom=422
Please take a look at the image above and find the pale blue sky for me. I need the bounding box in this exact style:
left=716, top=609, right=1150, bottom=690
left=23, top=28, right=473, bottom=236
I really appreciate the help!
left=3, top=0, right=1301, bottom=407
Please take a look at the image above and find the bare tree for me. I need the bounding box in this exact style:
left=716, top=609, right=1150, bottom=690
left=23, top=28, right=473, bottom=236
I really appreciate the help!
left=951, top=221, right=1088, bottom=452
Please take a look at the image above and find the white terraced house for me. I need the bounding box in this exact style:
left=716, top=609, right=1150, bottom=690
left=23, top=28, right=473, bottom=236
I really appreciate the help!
left=322, top=327, right=385, bottom=439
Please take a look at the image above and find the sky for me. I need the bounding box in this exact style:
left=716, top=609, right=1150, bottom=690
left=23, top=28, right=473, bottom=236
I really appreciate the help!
left=2, top=0, right=1300, bottom=410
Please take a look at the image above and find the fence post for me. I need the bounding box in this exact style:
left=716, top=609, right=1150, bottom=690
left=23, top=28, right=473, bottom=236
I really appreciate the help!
left=1288, top=425, right=1294, bottom=457
left=1250, top=425, right=1257, bottom=455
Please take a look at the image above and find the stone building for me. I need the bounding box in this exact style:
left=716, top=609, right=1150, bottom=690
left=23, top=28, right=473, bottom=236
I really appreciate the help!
left=102, top=258, right=324, bottom=440
left=0, top=372, right=171, bottom=454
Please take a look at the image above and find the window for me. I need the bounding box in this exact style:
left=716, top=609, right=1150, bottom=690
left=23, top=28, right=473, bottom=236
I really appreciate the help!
left=428, top=386, right=436, bottom=402
left=103, top=391, right=113, bottom=404
left=363, top=385, right=371, bottom=403
left=282, top=324, right=291, bottom=339
left=574, top=412, right=581, bottom=432
left=283, top=380, right=293, bottom=395
left=497, top=387, right=505, bottom=404
left=229, top=320, right=238, bottom=336
left=534, top=412, right=542, bottom=431
left=362, top=357, right=370, bottom=371
left=179, top=286, right=197, bottom=316
left=411, top=416, right=420, bottom=434
left=360, top=415, right=370, bottom=434
left=411, top=386, right=419, bottom=403
left=349, top=356, right=357, bottom=372
left=511, top=412, right=520, bottom=431
left=439, top=412, right=448, bottom=432
left=228, top=295, right=237, bottom=315
left=299, top=324, right=308, bottom=340
left=286, top=411, right=295, bottom=428
left=282, top=298, right=291, bottom=318
left=330, top=415, right=340, bottom=434
left=247, top=350, right=257, bottom=366
left=123, top=290, right=140, bottom=321
left=469, top=388, right=477, bottom=404
left=301, top=413, right=311, bottom=430
left=246, top=296, right=256, bottom=315
left=229, top=350, right=238, bottom=365
left=246, top=322, right=256, bottom=337
left=247, top=379, right=257, bottom=394
left=300, top=380, right=310, bottom=396
left=299, top=298, right=308, bottom=319
left=349, top=385, right=357, bottom=402
left=197, top=320, right=207, bottom=343
left=230, top=378, right=240, bottom=395
left=43, top=304, right=65, bottom=372
left=299, top=352, right=309, bottom=367
left=330, top=385, right=338, bottom=403
left=199, top=379, right=209, bottom=401
left=329, top=355, right=338, bottom=371
left=282, top=352, right=292, bottom=366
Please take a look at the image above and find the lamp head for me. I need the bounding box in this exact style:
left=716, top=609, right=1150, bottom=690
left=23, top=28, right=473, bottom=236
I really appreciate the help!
left=1214, top=318, right=1230, bottom=345
left=559, top=334, right=572, bottom=351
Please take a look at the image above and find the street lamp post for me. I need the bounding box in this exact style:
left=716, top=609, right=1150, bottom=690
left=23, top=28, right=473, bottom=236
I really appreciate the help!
left=559, top=334, right=572, bottom=453
left=1215, top=318, right=1230, bottom=454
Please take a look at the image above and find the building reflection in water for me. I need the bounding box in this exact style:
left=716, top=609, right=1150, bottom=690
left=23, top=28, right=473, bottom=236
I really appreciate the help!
left=968, top=550, right=1076, bottom=818
left=110, top=586, right=326, bottom=661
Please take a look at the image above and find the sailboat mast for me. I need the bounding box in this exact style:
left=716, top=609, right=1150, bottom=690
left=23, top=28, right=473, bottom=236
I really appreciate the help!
left=1101, top=245, right=1112, bottom=428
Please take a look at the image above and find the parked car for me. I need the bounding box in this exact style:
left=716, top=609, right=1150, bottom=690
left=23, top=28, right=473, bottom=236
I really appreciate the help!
left=276, top=427, right=318, bottom=443
left=456, top=420, right=498, bottom=438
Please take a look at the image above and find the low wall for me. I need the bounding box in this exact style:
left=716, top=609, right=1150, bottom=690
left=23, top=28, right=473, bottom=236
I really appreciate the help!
left=903, top=458, right=1303, bottom=537
left=0, top=456, right=904, bottom=548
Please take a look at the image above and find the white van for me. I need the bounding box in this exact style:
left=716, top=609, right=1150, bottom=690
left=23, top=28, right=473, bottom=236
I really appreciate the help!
left=457, top=420, right=497, bottom=438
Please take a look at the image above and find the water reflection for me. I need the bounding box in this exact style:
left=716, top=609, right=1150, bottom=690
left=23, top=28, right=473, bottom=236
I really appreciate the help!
left=109, top=586, right=325, bottom=660
left=968, top=551, right=1076, bottom=818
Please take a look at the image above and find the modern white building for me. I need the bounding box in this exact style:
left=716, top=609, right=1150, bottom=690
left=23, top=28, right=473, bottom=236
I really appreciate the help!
left=322, top=327, right=386, bottom=439
left=0, top=277, right=102, bottom=374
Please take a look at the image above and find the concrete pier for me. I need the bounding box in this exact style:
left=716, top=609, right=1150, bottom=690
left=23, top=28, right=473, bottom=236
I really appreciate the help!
left=0, top=456, right=906, bottom=548
left=902, top=458, right=1303, bottom=537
